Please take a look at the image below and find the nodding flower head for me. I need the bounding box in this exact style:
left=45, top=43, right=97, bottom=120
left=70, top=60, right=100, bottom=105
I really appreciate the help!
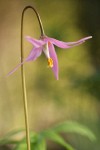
left=8, top=35, right=92, bottom=80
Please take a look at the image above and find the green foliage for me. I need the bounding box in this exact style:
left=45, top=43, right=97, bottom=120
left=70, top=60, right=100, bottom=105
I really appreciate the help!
left=31, top=135, right=46, bottom=150
left=40, top=130, right=74, bottom=150
left=0, top=129, right=24, bottom=145
left=50, top=121, right=96, bottom=141
left=0, top=121, right=96, bottom=150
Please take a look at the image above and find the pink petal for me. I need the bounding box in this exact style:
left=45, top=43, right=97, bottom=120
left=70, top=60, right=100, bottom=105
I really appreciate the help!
left=7, top=62, right=25, bottom=76
left=26, top=36, right=46, bottom=47
left=66, top=36, right=92, bottom=45
left=46, top=36, right=92, bottom=49
left=48, top=43, right=59, bottom=80
left=25, top=47, right=42, bottom=61
left=7, top=47, right=42, bottom=76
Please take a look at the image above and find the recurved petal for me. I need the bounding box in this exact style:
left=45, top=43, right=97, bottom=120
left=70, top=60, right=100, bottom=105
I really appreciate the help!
left=48, top=42, right=59, bottom=80
left=26, top=36, right=46, bottom=47
left=66, top=36, right=92, bottom=45
left=25, top=47, right=42, bottom=61
left=7, top=47, right=42, bottom=76
left=7, top=62, right=25, bottom=76
left=46, top=36, right=92, bottom=49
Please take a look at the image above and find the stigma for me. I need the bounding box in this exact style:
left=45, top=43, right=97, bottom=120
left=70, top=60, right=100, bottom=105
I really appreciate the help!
left=48, top=58, right=53, bottom=68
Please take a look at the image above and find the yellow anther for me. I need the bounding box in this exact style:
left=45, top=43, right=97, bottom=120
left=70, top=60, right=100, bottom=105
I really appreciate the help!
left=48, top=58, right=53, bottom=68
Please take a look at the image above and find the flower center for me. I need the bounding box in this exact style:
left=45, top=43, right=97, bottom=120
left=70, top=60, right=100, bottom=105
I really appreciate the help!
left=48, top=58, right=53, bottom=68
left=48, top=41, right=51, bottom=46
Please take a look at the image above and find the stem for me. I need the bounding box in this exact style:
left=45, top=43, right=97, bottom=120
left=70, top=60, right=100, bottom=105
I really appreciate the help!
left=21, top=6, right=45, bottom=150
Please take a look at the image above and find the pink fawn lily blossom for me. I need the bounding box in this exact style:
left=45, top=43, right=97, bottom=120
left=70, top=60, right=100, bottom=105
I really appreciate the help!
left=8, top=35, right=92, bottom=80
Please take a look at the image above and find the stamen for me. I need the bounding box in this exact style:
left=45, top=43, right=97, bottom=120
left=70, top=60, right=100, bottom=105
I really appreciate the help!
left=48, top=58, right=53, bottom=68
left=48, top=41, right=51, bottom=46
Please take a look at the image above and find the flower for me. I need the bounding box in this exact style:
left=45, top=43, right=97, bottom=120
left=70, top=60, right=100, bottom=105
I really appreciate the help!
left=8, top=35, right=92, bottom=80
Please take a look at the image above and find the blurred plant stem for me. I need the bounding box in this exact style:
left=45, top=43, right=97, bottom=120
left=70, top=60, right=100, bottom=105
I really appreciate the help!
left=21, top=6, right=45, bottom=150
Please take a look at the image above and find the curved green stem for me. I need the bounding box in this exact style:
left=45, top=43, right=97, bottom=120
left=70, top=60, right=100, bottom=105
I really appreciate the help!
left=21, top=6, right=45, bottom=150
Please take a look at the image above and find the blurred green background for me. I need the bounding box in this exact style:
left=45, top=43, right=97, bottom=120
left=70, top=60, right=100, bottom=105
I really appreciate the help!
left=0, top=0, right=100, bottom=149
